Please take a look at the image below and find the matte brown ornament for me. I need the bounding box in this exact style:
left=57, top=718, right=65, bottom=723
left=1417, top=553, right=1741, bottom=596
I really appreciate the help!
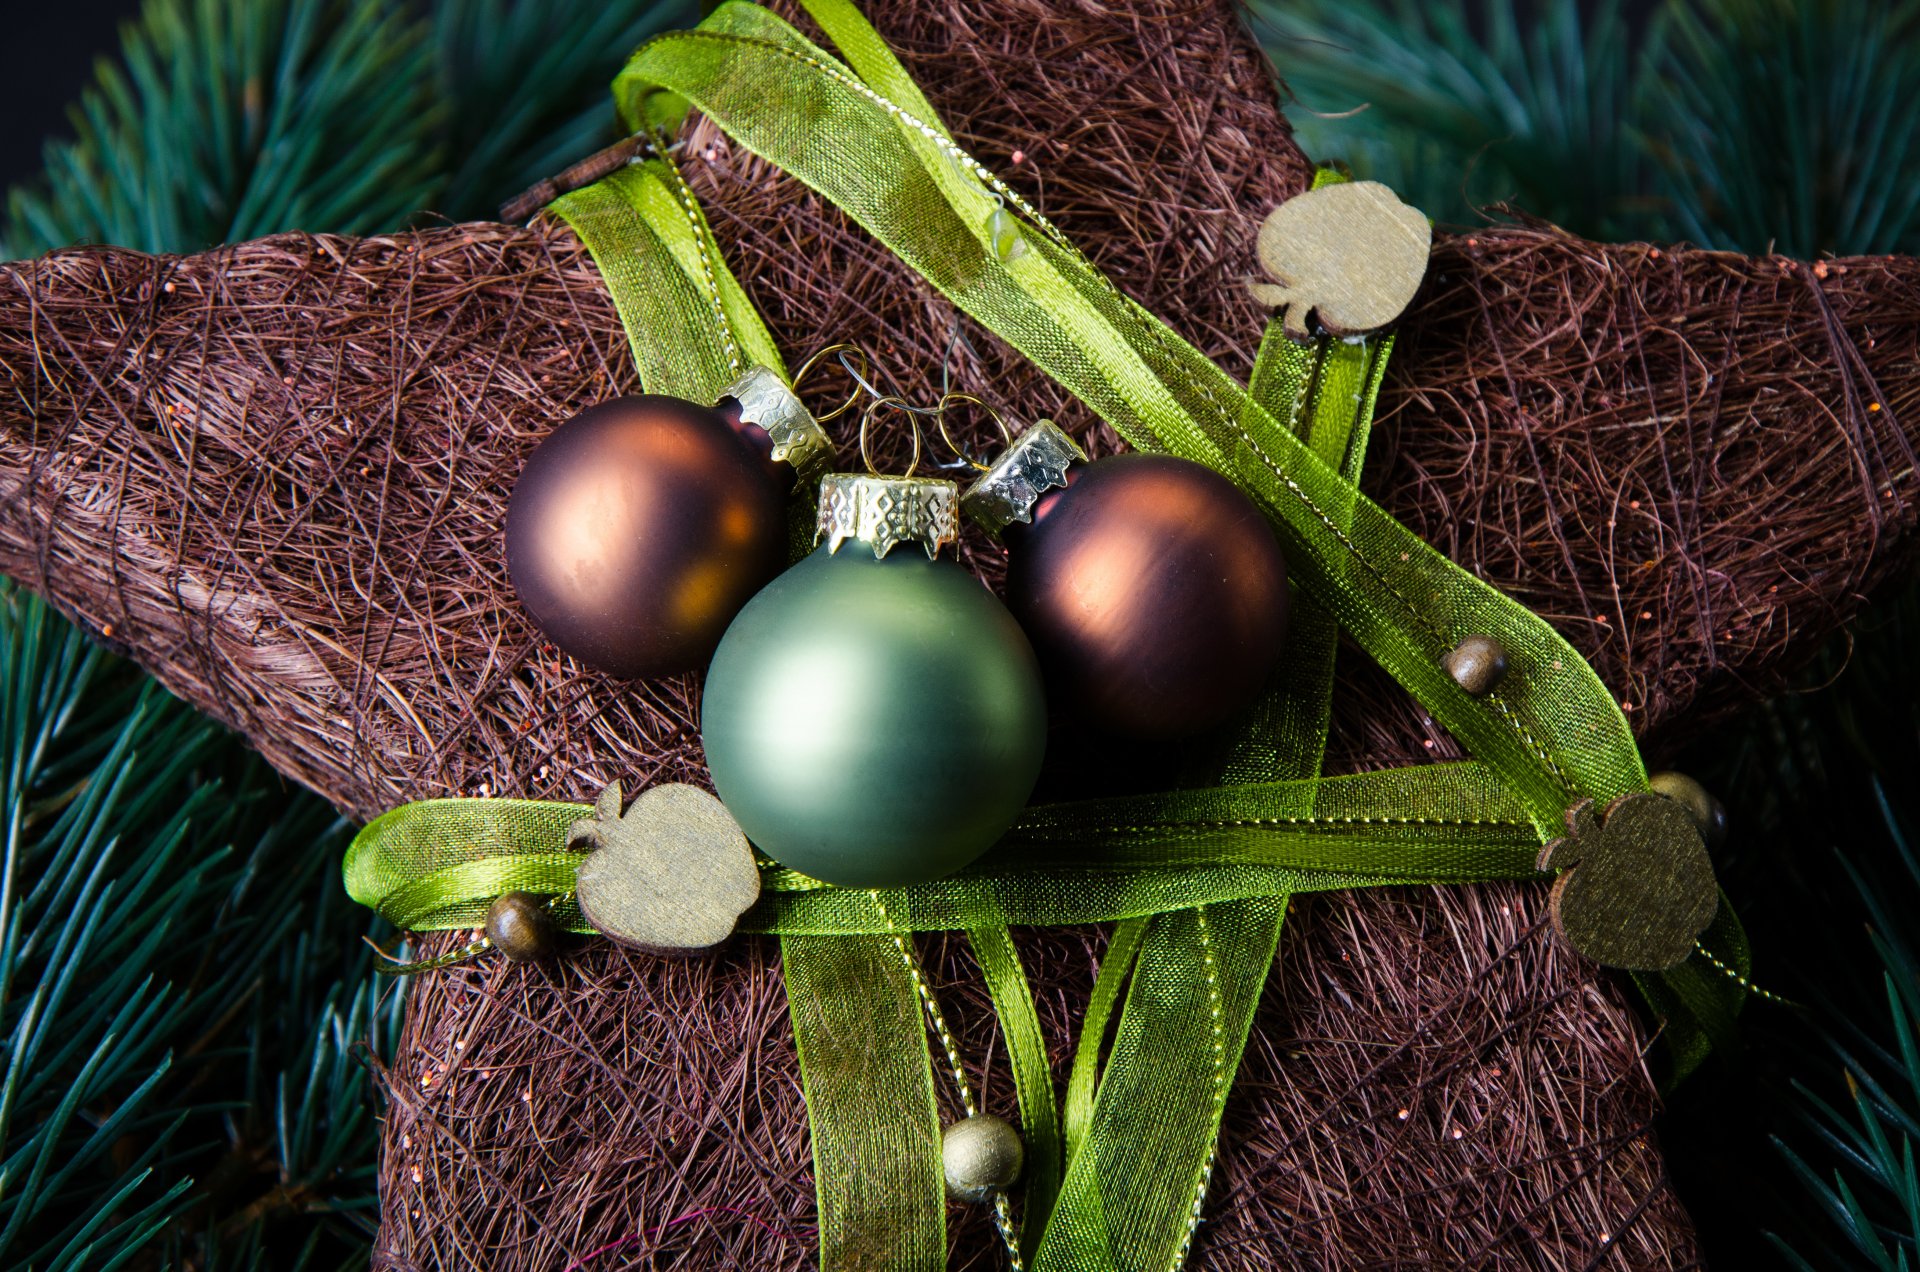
left=504, top=394, right=788, bottom=680
left=1538, top=793, right=1720, bottom=971
left=1002, top=453, right=1290, bottom=739
left=570, top=781, right=761, bottom=954
left=1247, top=180, right=1432, bottom=338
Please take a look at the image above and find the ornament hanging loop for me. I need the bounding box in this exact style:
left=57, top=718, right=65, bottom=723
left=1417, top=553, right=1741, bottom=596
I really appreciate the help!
left=791, top=341, right=872, bottom=423
left=934, top=392, right=1016, bottom=472
left=860, top=395, right=926, bottom=478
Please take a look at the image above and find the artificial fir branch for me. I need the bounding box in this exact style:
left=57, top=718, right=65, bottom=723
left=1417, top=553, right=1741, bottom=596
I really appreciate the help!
left=0, top=0, right=689, bottom=1263
left=1253, top=0, right=1920, bottom=256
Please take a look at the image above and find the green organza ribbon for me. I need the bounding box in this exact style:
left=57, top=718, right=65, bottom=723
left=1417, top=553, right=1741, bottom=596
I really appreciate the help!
left=345, top=4, right=1751, bottom=1265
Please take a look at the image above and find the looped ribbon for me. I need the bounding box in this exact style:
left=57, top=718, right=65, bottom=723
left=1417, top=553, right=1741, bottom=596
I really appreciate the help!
left=345, top=2, right=1751, bottom=1266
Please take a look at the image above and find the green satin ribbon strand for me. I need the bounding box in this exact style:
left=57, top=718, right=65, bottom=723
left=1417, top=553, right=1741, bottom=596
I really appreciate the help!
left=1045, top=310, right=1383, bottom=1269
left=344, top=761, right=1548, bottom=932
left=969, top=925, right=1063, bottom=1260
left=551, top=158, right=787, bottom=398
left=1038, top=899, right=1286, bottom=1271
left=785, top=931, right=947, bottom=1269
left=1062, top=920, right=1146, bottom=1169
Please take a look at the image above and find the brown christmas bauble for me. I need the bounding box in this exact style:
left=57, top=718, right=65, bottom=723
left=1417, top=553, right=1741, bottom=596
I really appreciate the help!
left=1004, top=453, right=1289, bottom=738
left=505, top=394, right=788, bottom=679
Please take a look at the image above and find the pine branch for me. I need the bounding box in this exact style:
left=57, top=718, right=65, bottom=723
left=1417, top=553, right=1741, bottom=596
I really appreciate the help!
left=430, top=0, right=696, bottom=221
left=1646, top=0, right=1920, bottom=256
left=0, top=585, right=392, bottom=1269
left=1254, top=0, right=1920, bottom=255
left=1249, top=0, right=1657, bottom=241
left=1, top=0, right=439, bottom=258
left=0, top=0, right=691, bottom=1262
left=1765, top=790, right=1920, bottom=1268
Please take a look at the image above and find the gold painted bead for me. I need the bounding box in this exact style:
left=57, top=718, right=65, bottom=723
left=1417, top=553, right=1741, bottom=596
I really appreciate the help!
left=1648, top=771, right=1729, bottom=852
left=942, top=1114, right=1024, bottom=1203
left=1443, top=634, right=1509, bottom=697
left=486, top=891, right=558, bottom=962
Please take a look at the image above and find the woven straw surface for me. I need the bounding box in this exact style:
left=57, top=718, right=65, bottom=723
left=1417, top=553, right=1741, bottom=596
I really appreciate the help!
left=1, top=0, right=1916, bottom=1266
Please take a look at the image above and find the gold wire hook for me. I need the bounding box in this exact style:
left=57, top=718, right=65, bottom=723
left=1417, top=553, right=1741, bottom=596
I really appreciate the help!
left=860, top=396, right=925, bottom=478
left=791, top=342, right=871, bottom=423
left=933, top=392, right=1016, bottom=472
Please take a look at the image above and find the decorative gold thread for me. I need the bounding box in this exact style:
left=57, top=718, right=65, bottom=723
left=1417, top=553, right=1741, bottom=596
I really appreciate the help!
left=870, top=891, right=1026, bottom=1270
left=1695, top=941, right=1798, bottom=1006
left=1060, top=813, right=1534, bottom=836
left=650, top=129, right=743, bottom=377
left=371, top=933, right=493, bottom=977
left=1172, top=907, right=1228, bottom=1269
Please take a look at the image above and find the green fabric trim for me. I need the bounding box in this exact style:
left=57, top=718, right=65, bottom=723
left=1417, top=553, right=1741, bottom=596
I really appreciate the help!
left=785, top=931, right=947, bottom=1269
left=971, top=924, right=1064, bottom=1259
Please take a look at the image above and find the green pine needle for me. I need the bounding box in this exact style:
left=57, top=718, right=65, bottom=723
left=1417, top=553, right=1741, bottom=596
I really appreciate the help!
left=1250, top=0, right=1657, bottom=241
left=432, top=0, right=695, bottom=220
left=2, top=0, right=439, bottom=258
left=0, top=585, right=390, bottom=1269
left=1647, top=0, right=1920, bottom=256
left=1255, top=0, right=1920, bottom=255
left=0, top=0, right=694, bottom=1261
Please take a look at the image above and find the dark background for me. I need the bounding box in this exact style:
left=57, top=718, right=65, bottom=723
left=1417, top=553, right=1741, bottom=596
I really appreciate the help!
left=0, top=1, right=137, bottom=190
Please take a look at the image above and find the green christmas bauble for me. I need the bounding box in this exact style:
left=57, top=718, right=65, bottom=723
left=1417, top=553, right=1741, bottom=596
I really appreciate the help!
left=699, top=475, right=1046, bottom=887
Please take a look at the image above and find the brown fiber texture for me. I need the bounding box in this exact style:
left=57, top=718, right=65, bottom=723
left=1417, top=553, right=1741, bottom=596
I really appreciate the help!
left=0, top=0, right=1916, bottom=1267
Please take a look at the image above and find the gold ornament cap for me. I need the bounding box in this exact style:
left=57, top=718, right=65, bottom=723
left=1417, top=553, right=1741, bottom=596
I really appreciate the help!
left=960, top=419, right=1088, bottom=537
left=720, top=365, right=835, bottom=486
left=817, top=473, right=960, bottom=559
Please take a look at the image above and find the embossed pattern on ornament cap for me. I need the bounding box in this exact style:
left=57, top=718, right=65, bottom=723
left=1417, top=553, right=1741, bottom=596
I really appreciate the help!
left=721, top=365, right=835, bottom=485
left=817, top=473, right=960, bottom=559
left=961, top=419, right=1087, bottom=536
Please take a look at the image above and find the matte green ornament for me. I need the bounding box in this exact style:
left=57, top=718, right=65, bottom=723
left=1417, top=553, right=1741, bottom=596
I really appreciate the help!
left=700, top=475, right=1047, bottom=887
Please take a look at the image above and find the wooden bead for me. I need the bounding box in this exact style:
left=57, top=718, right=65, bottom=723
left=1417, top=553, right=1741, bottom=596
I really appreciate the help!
left=1443, top=634, right=1509, bottom=696
left=1648, top=771, right=1729, bottom=852
left=485, top=892, right=558, bottom=962
left=942, top=1114, right=1024, bottom=1203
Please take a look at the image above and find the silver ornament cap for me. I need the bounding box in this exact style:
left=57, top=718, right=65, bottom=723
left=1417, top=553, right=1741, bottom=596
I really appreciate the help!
left=942, top=1113, right=1025, bottom=1203
left=721, top=365, right=835, bottom=487
left=816, top=473, right=960, bottom=560
left=961, top=419, right=1087, bottom=537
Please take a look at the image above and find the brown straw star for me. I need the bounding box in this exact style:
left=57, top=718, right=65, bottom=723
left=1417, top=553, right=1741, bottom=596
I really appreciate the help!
left=1, top=0, right=1915, bottom=1266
